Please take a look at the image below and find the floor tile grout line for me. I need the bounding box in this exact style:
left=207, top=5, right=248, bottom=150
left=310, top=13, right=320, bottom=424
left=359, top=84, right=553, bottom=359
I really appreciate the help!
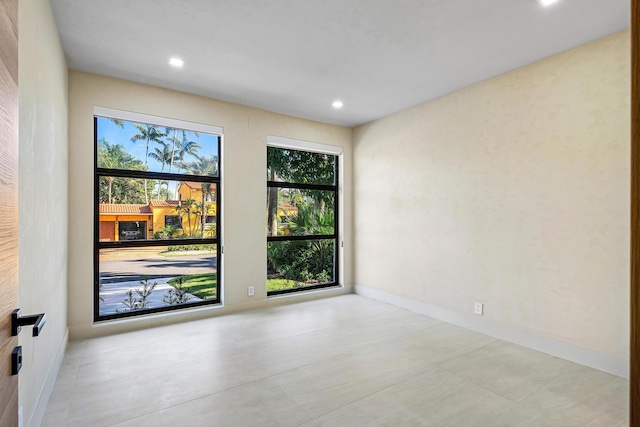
left=304, top=364, right=439, bottom=422
left=238, top=320, right=441, bottom=364
left=516, top=370, right=565, bottom=404
left=229, top=314, right=442, bottom=357
left=99, top=373, right=312, bottom=426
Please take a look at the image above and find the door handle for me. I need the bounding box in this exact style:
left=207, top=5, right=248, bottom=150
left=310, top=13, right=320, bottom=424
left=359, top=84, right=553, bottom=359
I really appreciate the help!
left=11, top=309, right=46, bottom=337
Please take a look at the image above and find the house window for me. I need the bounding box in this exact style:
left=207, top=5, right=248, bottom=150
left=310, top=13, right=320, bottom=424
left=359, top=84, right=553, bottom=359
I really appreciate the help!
left=266, top=137, right=341, bottom=295
left=94, top=107, right=222, bottom=321
left=164, top=215, right=182, bottom=229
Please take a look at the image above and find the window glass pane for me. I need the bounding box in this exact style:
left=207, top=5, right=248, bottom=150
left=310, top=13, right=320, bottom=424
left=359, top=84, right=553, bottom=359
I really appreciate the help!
left=99, top=177, right=217, bottom=240
left=267, top=147, right=335, bottom=185
left=266, top=188, right=334, bottom=236
left=96, top=116, right=219, bottom=177
left=267, top=240, right=335, bottom=291
left=164, top=215, right=182, bottom=229
left=99, top=246, right=218, bottom=317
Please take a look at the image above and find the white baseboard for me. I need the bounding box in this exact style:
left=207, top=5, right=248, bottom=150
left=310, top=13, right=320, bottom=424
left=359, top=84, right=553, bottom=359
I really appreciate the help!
left=30, top=328, right=68, bottom=427
left=353, top=285, right=629, bottom=379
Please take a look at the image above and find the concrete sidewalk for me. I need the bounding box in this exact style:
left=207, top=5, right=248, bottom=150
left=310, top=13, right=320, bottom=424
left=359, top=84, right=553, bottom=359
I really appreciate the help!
left=99, top=277, right=202, bottom=316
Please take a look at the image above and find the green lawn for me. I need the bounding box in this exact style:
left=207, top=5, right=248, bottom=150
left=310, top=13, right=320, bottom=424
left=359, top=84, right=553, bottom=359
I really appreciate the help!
left=168, top=273, right=217, bottom=300
left=266, top=278, right=307, bottom=292
left=168, top=274, right=310, bottom=297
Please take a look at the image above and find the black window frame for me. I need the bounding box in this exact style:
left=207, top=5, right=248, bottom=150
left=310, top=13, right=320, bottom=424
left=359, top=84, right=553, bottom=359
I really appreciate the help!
left=266, top=146, right=340, bottom=296
left=94, top=115, right=222, bottom=321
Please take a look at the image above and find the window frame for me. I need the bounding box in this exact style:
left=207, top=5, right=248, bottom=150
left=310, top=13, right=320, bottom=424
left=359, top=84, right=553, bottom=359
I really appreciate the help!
left=266, top=136, right=342, bottom=296
left=93, top=107, right=223, bottom=321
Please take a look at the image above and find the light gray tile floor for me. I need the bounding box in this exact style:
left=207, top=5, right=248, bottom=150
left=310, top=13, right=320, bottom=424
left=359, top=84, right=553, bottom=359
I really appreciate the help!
left=42, top=294, right=629, bottom=426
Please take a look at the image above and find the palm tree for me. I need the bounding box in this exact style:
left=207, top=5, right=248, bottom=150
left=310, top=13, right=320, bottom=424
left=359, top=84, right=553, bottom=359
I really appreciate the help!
left=131, top=124, right=165, bottom=203
left=174, top=198, right=198, bottom=237
left=165, top=128, right=179, bottom=174
left=97, top=138, right=145, bottom=203
left=108, top=118, right=125, bottom=128
left=173, top=131, right=202, bottom=195
left=178, top=132, right=202, bottom=163
left=148, top=142, right=173, bottom=198
left=165, top=129, right=200, bottom=174
left=183, top=155, right=218, bottom=237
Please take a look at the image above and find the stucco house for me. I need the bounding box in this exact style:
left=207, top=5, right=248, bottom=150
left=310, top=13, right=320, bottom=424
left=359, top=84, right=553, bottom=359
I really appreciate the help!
left=99, top=181, right=217, bottom=241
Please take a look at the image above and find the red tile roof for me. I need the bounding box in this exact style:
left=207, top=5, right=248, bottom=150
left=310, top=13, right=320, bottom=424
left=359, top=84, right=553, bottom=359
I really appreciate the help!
left=99, top=204, right=152, bottom=214
left=149, top=199, right=179, bottom=208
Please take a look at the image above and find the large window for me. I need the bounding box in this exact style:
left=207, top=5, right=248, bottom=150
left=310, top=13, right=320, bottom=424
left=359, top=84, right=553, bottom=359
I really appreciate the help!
left=266, top=140, right=340, bottom=295
left=94, top=108, right=222, bottom=320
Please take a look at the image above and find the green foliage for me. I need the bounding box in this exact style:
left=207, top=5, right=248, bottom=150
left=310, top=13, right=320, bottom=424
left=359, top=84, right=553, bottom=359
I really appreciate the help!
left=98, top=138, right=146, bottom=171
left=162, top=277, right=192, bottom=305
left=182, top=154, right=218, bottom=177
left=97, top=139, right=147, bottom=204
left=166, top=244, right=216, bottom=252
left=267, top=279, right=305, bottom=291
left=316, top=270, right=331, bottom=283
left=267, top=239, right=334, bottom=284
left=167, top=273, right=217, bottom=300
left=153, top=226, right=179, bottom=239
left=267, top=147, right=335, bottom=185
left=149, top=142, right=173, bottom=170
left=266, top=147, right=336, bottom=236
left=174, top=198, right=201, bottom=237
left=289, top=204, right=334, bottom=236
left=130, top=124, right=166, bottom=202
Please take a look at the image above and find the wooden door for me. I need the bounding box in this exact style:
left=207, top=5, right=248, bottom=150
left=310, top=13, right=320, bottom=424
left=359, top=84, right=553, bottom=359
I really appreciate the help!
left=633, top=0, right=640, bottom=425
left=0, top=0, right=19, bottom=425
left=100, top=221, right=116, bottom=242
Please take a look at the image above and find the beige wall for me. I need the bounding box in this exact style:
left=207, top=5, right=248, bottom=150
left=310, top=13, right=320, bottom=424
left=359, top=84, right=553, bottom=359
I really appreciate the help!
left=18, top=0, right=69, bottom=425
left=67, top=71, right=353, bottom=338
left=353, top=30, right=630, bottom=359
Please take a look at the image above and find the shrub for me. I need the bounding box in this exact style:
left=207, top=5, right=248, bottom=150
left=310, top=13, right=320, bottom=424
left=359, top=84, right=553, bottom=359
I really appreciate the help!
left=117, top=278, right=157, bottom=312
left=167, top=244, right=216, bottom=252
left=316, top=270, right=331, bottom=283
left=153, top=225, right=179, bottom=239
left=163, top=277, right=192, bottom=305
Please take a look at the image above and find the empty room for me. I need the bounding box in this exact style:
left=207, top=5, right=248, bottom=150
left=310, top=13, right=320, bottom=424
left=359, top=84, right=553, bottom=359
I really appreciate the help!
left=0, top=0, right=635, bottom=426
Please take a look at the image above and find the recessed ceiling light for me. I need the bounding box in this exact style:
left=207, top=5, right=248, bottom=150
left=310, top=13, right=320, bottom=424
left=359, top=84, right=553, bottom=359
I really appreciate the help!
left=332, top=100, right=343, bottom=109
left=538, top=0, right=560, bottom=6
left=169, top=57, right=184, bottom=67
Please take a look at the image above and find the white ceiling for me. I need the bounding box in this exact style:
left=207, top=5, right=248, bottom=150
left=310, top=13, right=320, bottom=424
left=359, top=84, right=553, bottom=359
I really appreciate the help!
left=50, top=0, right=629, bottom=128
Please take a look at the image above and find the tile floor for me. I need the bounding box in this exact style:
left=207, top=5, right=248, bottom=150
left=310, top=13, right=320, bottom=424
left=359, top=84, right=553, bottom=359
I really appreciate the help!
left=42, top=294, right=629, bottom=426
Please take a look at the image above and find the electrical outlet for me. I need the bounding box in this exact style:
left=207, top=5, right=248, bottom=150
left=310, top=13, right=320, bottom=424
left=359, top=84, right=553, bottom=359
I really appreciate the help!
left=248, top=286, right=254, bottom=296
left=474, top=302, right=483, bottom=315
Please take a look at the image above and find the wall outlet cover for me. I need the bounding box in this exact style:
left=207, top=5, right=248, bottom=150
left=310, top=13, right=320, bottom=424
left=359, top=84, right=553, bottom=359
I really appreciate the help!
left=474, top=302, right=483, bottom=315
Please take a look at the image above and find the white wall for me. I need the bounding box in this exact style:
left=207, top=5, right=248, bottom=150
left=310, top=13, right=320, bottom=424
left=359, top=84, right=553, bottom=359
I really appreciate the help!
left=354, top=31, right=630, bottom=365
left=67, top=71, right=353, bottom=339
left=18, top=0, right=69, bottom=425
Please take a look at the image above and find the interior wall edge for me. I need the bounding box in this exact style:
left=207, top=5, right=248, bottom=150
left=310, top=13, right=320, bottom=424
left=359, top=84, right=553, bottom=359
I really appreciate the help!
left=354, top=284, right=629, bottom=378
left=28, top=328, right=68, bottom=427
